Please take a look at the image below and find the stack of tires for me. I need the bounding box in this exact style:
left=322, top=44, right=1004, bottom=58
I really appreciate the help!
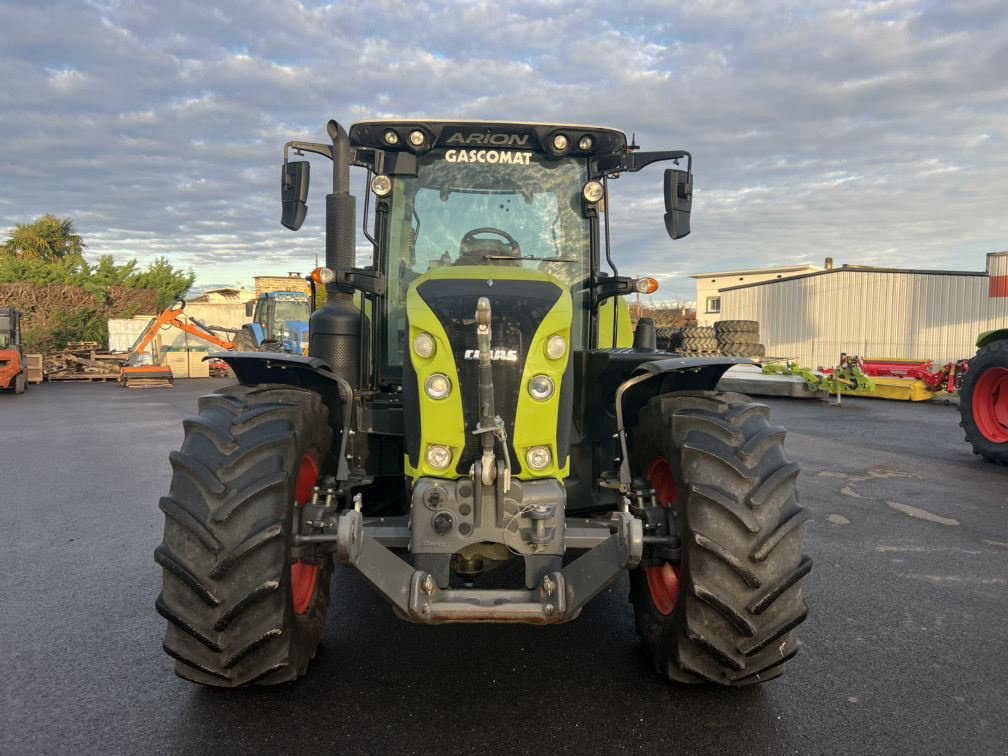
left=715, top=320, right=766, bottom=358
left=654, top=327, right=684, bottom=353
left=679, top=325, right=718, bottom=355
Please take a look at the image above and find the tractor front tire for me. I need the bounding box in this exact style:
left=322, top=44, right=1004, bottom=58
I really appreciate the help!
left=629, top=392, right=811, bottom=685
left=156, top=384, right=333, bottom=686
left=959, top=339, right=1008, bottom=464
left=232, top=328, right=258, bottom=352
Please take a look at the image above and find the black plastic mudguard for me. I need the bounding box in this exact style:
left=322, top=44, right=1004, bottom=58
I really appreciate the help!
left=620, top=355, right=752, bottom=434
left=213, top=352, right=357, bottom=480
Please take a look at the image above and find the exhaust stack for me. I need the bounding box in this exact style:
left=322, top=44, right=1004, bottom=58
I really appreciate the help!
left=310, top=120, right=362, bottom=387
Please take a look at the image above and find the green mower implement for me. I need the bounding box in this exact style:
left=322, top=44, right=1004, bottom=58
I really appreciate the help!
left=156, top=120, right=811, bottom=687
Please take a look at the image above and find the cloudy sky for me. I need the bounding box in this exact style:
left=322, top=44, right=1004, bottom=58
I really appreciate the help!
left=1, top=0, right=1006, bottom=300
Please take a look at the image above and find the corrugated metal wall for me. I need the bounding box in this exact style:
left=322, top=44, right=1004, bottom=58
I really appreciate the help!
left=720, top=253, right=1008, bottom=367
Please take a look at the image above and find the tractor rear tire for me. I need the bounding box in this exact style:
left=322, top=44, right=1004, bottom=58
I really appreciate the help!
left=232, top=328, right=258, bottom=352
left=959, top=340, right=1008, bottom=464
left=14, top=371, right=25, bottom=394
left=629, top=391, right=811, bottom=685
left=156, top=384, right=333, bottom=686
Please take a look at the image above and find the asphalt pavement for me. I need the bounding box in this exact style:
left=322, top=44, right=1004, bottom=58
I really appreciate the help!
left=1, top=380, right=1006, bottom=754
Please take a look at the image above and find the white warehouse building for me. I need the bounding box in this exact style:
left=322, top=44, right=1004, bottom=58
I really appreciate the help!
left=716, top=252, right=1008, bottom=369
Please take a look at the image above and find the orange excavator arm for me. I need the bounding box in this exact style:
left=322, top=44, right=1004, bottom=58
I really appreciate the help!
left=126, top=299, right=234, bottom=364
left=121, top=299, right=236, bottom=388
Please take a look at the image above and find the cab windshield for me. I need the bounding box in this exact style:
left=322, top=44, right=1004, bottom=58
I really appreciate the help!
left=385, top=150, right=591, bottom=368
left=274, top=300, right=309, bottom=324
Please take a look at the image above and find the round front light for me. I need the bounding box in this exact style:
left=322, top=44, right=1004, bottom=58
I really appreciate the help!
left=425, top=373, right=452, bottom=399
left=383, top=130, right=400, bottom=145
left=545, top=334, right=567, bottom=360
left=371, top=174, right=392, bottom=197
left=413, top=332, right=436, bottom=358
left=526, top=446, right=551, bottom=471
left=582, top=180, right=604, bottom=204
left=408, top=129, right=426, bottom=147
left=426, top=444, right=452, bottom=470
left=552, top=134, right=569, bottom=151
left=528, top=374, right=554, bottom=401
left=578, top=135, right=593, bottom=151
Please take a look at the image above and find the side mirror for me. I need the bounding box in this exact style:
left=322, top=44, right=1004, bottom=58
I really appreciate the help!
left=245, top=302, right=255, bottom=318
left=663, top=168, right=692, bottom=240
left=281, top=160, right=310, bottom=230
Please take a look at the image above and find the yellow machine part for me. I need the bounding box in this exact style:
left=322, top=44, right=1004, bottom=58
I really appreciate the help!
left=839, top=377, right=934, bottom=402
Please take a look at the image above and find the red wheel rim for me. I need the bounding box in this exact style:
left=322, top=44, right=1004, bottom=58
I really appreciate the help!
left=974, top=367, right=1008, bottom=443
left=645, top=458, right=681, bottom=616
left=291, top=454, right=320, bottom=615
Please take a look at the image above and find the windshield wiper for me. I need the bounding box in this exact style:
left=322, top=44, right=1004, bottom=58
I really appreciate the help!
left=482, top=255, right=578, bottom=264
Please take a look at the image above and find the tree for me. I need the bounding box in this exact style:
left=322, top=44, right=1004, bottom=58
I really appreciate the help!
left=130, top=256, right=196, bottom=310
left=1, top=214, right=85, bottom=261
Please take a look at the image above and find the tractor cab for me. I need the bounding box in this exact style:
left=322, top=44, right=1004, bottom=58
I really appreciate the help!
left=239, top=291, right=311, bottom=353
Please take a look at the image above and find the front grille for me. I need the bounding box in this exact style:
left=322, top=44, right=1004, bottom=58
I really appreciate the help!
left=417, top=278, right=562, bottom=475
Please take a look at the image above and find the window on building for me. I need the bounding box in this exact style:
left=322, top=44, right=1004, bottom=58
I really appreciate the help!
left=706, top=296, right=721, bottom=314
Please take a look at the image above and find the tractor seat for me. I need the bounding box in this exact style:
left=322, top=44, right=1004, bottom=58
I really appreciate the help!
left=456, top=237, right=519, bottom=266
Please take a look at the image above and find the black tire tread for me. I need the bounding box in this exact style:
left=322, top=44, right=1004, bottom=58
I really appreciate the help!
left=156, top=384, right=333, bottom=687
left=629, top=391, right=810, bottom=686
left=959, top=339, right=1008, bottom=464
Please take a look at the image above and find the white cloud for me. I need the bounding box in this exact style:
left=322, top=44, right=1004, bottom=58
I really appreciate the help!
left=0, top=0, right=1006, bottom=298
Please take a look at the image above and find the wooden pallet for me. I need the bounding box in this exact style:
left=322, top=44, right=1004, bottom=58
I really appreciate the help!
left=46, top=373, right=119, bottom=382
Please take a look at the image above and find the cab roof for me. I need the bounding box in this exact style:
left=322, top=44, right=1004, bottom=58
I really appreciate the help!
left=349, top=120, right=628, bottom=158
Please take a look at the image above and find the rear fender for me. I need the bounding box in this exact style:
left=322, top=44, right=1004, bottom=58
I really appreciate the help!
left=214, top=353, right=354, bottom=480
left=614, top=356, right=751, bottom=488
left=977, top=328, right=1008, bottom=349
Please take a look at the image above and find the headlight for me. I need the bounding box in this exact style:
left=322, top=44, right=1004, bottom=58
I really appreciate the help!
left=545, top=335, right=567, bottom=360
left=413, top=332, right=435, bottom=358
left=552, top=134, right=569, bottom=151
left=371, top=174, right=392, bottom=197
left=526, top=446, right=551, bottom=471
left=582, top=180, right=604, bottom=204
left=528, top=374, right=554, bottom=401
left=426, top=444, right=452, bottom=470
left=425, top=373, right=452, bottom=399
left=578, top=135, right=593, bottom=151
left=408, top=129, right=426, bottom=147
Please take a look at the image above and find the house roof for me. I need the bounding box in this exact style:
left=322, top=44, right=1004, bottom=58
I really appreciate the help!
left=718, top=264, right=987, bottom=292
left=689, top=264, right=820, bottom=279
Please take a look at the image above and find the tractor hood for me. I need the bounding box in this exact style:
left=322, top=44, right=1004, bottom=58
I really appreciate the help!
left=403, top=267, right=573, bottom=480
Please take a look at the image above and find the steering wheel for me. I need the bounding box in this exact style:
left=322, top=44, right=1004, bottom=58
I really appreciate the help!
left=458, top=227, right=521, bottom=262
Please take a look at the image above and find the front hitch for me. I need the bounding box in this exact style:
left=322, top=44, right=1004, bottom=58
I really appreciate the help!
left=472, top=296, right=511, bottom=491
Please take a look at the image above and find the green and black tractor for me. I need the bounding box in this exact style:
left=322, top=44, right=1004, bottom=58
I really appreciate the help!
left=156, top=120, right=811, bottom=687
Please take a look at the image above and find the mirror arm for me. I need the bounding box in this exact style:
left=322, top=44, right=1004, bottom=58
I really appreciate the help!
left=624, top=150, right=692, bottom=174
left=284, top=141, right=333, bottom=163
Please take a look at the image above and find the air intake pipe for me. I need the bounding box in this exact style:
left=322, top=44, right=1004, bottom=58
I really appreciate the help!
left=310, top=119, right=361, bottom=387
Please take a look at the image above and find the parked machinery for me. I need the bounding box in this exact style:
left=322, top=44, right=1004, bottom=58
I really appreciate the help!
left=120, top=299, right=234, bottom=387
left=233, top=291, right=311, bottom=354
left=155, top=119, right=811, bottom=688
left=960, top=329, right=1008, bottom=464
left=0, top=308, right=28, bottom=394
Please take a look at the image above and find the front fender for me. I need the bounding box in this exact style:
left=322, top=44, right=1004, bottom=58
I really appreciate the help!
left=620, top=356, right=752, bottom=431
left=213, top=352, right=353, bottom=479
left=613, top=356, right=751, bottom=488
